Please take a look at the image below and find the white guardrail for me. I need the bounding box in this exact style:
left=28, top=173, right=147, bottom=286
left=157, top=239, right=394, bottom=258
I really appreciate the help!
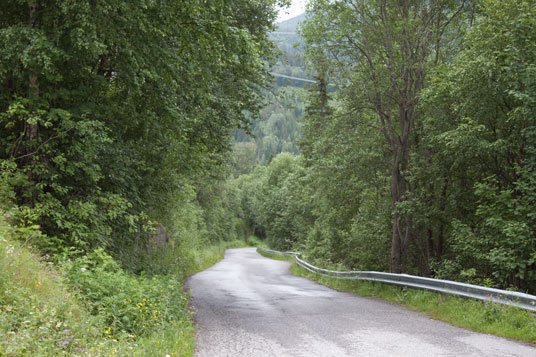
left=257, top=247, right=536, bottom=312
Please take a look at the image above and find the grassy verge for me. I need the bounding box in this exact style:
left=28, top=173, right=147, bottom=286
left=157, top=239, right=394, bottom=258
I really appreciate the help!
left=256, top=247, right=295, bottom=262
left=184, top=240, right=248, bottom=277
left=289, top=262, right=536, bottom=344
left=0, top=213, right=196, bottom=356
left=0, top=205, right=253, bottom=357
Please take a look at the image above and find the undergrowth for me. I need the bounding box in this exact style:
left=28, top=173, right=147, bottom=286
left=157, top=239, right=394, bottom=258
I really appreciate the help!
left=289, top=261, right=536, bottom=344
left=0, top=212, right=196, bottom=356
left=0, top=205, right=252, bottom=356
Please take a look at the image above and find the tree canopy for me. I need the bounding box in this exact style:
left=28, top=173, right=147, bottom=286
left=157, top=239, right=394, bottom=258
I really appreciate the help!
left=1, top=0, right=287, bottom=259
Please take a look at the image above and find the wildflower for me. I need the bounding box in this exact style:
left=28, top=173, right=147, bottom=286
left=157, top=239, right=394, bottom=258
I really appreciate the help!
left=34, top=280, right=41, bottom=288
left=80, top=267, right=86, bottom=272
left=60, top=340, right=68, bottom=345
left=3, top=213, right=10, bottom=218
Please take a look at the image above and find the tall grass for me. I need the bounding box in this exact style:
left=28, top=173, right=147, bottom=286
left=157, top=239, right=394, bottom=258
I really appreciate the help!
left=183, top=240, right=248, bottom=277
left=0, top=209, right=256, bottom=356
left=0, top=214, right=114, bottom=355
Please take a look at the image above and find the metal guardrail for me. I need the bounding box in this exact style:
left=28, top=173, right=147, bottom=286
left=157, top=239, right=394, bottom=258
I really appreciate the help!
left=257, top=247, right=536, bottom=312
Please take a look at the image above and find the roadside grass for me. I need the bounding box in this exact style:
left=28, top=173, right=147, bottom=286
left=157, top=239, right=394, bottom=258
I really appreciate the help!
left=1, top=214, right=113, bottom=355
left=0, top=212, right=198, bottom=356
left=0, top=212, right=252, bottom=356
left=256, top=247, right=295, bottom=262
left=183, top=235, right=268, bottom=277
left=288, top=262, right=536, bottom=344
left=184, top=240, right=249, bottom=277
left=246, top=235, right=267, bottom=249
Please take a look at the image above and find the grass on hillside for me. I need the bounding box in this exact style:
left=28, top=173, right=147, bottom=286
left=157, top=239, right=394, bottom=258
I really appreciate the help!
left=282, top=260, right=536, bottom=344
left=1, top=215, right=118, bottom=356
left=0, top=214, right=197, bottom=356
left=0, top=208, right=257, bottom=356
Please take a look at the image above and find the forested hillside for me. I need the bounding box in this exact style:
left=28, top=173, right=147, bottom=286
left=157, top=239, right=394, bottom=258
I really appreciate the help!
left=232, top=0, right=536, bottom=295
left=232, top=14, right=309, bottom=169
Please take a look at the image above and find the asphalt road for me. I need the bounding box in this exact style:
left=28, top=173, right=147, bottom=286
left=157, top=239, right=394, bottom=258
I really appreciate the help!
left=187, top=248, right=536, bottom=356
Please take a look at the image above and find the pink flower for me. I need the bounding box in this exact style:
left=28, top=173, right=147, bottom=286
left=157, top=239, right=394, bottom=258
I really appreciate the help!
left=80, top=267, right=86, bottom=272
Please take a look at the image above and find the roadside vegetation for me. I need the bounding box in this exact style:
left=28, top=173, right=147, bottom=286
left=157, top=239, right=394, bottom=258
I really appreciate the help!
left=0, top=211, right=191, bottom=356
left=0, top=209, right=252, bottom=356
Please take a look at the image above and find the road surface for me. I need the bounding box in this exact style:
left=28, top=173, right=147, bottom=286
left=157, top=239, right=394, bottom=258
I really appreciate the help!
left=187, top=248, right=536, bottom=356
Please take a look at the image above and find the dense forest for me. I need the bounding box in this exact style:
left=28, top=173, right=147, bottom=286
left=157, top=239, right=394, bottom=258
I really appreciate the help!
left=1, top=0, right=536, bottom=354
left=0, top=0, right=287, bottom=354
left=233, top=0, right=536, bottom=295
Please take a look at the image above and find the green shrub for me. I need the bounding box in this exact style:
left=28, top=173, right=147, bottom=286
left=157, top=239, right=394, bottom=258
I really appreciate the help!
left=0, top=214, right=106, bottom=356
left=64, top=249, right=191, bottom=338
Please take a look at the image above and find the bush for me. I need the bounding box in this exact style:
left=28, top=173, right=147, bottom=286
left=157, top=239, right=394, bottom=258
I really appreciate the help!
left=0, top=214, right=106, bottom=356
left=64, top=249, right=191, bottom=338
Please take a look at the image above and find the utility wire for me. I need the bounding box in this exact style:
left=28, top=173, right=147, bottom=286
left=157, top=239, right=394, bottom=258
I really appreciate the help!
left=269, top=72, right=317, bottom=83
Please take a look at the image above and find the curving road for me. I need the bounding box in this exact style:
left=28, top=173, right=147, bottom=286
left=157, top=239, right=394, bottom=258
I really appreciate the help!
left=187, top=248, right=536, bottom=356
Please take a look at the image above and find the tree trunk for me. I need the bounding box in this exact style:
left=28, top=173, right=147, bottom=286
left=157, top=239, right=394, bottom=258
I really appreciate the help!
left=241, top=225, right=248, bottom=245
left=24, top=0, right=40, bottom=207
left=28, top=1, right=39, bottom=101
left=390, top=147, right=406, bottom=273
left=390, top=104, right=412, bottom=273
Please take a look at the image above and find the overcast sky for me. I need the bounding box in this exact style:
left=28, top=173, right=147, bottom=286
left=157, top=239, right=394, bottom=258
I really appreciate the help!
left=277, top=0, right=306, bottom=22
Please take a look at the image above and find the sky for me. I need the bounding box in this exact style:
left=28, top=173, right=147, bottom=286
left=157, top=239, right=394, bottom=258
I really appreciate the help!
left=277, top=0, right=306, bottom=22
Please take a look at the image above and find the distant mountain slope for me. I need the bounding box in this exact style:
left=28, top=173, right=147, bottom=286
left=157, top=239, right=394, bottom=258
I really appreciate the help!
left=270, top=13, right=310, bottom=86
left=232, top=13, right=310, bottom=171
left=276, top=13, right=306, bottom=32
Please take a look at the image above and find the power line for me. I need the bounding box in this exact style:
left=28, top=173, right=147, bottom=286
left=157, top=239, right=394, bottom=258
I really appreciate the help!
left=270, top=32, right=298, bottom=35
left=269, top=72, right=317, bottom=83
